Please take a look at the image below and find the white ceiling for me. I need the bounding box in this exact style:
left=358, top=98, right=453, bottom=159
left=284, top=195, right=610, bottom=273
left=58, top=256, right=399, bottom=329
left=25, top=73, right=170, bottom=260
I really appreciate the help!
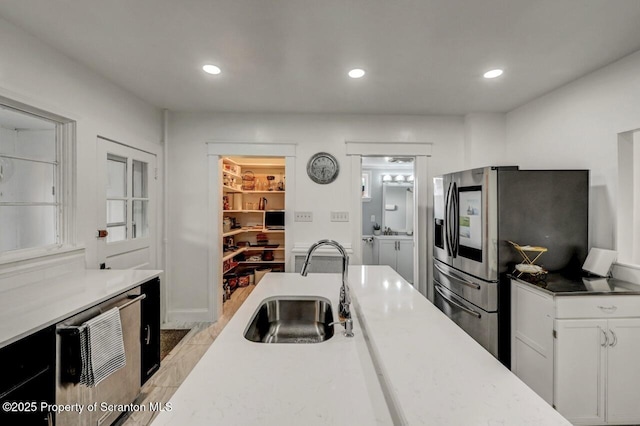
left=1, top=0, right=640, bottom=115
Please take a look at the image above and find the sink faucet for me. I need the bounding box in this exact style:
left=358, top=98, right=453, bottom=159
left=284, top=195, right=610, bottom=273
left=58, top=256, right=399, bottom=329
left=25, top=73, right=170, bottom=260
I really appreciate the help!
left=300, top=239, right=354, bottom=337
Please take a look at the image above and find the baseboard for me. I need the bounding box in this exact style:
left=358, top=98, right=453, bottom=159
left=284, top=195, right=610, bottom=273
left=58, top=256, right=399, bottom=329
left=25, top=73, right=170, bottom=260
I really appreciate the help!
left=166, top=308, right=213, bottom=324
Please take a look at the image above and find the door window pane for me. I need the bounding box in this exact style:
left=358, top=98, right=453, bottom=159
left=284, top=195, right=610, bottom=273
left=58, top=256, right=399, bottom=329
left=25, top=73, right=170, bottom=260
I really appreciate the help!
left=0, top=205, right=57, bottom=251
left=0, top=158, right=55, bottom=203
left=133, top=160, right=147, bottom=198
left=133, top=200, right=148, bottom=238
left=106, top=225, right=126, bottom=243
left=106, top=155, right=126, bottom=198
left=107, top=200, right=126, bottom=225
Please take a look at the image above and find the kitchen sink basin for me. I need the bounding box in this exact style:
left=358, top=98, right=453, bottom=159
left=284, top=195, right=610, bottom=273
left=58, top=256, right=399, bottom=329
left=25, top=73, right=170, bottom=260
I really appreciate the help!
left=244, top=296, right=335, bottom=343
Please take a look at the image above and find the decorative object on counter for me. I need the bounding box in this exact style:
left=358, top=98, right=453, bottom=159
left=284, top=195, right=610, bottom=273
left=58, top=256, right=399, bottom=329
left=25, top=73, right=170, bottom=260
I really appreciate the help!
left=508, top=240, right=548, bottom=280
left=307, top=152, right=339, bottom=184
left=242, top=171, right=256, bottom=190
left=373, top=223, right=381, bottom=236
left=582, top=247, right=617, bottom=277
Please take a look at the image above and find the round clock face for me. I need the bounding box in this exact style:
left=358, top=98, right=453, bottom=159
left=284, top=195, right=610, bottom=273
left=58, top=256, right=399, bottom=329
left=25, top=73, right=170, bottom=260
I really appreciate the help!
left=307, top=152, right=339, bottom=184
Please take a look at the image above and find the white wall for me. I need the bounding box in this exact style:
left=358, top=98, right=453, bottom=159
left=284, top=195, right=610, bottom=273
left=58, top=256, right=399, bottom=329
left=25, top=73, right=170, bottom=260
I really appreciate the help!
left=505, top=49, right=640, bottom=254
left=0, top=16, right=163, bottom=269
left=464, top=113, right=507, bottom=169
left=167, top=112, right=464, bottom=321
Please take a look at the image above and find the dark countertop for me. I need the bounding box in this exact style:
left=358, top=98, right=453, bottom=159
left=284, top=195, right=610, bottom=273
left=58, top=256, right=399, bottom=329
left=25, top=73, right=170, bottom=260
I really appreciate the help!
left=510, top=272, right=640, bottom=296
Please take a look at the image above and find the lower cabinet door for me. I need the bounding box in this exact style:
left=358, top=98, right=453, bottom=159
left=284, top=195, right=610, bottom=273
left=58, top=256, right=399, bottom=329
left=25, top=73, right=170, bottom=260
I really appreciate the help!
left=377, top=240, right=397, bottom=269
left=606, top=318, right=640, bottom=424
left=554, top=319, right=606, bottom=425
left=141, top=278, right=161, bottom=384
left=396, top=240, right=414, bottom=284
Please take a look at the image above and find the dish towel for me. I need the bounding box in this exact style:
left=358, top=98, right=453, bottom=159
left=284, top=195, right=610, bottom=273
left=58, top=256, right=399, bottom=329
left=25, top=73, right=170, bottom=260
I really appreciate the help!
left=79, top=307, right=126, bottom=387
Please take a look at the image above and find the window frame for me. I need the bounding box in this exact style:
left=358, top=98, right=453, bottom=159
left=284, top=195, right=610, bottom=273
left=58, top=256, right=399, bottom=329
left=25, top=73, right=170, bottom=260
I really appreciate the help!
left=0, top=97, right=76, bottom=264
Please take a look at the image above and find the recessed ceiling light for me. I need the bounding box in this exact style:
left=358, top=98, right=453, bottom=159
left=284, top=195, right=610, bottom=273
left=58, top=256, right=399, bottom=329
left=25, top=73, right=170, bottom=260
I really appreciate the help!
left=483, top=69, right=503, bottom=79
left=348, top=68, right=366, bottom=79
left=203, top=64, right=221, bottom=75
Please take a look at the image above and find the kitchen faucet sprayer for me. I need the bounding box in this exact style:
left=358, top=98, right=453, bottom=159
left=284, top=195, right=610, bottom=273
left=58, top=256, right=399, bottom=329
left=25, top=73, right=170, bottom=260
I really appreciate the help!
left=300, top=239, right=353, bottom=337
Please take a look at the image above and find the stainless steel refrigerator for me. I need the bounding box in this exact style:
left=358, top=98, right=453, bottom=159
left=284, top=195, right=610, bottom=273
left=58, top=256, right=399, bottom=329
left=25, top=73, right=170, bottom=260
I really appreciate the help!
left=433, top=166, right=589, bottom=366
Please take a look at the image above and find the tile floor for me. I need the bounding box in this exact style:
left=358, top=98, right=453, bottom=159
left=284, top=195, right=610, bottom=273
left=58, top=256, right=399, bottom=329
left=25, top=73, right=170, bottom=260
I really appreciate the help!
left=120, top=285, right=255, bottom=426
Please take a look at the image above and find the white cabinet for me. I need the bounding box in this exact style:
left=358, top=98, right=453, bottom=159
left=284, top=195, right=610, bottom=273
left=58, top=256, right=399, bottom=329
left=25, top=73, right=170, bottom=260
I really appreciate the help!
left=512, top=279, right=640, bottom=425
left=377, top=238, right=413, bottom=283
left=554, top=319, right=606, bottom=424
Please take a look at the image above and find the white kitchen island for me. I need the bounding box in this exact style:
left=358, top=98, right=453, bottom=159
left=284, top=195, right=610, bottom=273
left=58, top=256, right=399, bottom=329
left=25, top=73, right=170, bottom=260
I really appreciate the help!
left=152, top=265, right=569, bottom=425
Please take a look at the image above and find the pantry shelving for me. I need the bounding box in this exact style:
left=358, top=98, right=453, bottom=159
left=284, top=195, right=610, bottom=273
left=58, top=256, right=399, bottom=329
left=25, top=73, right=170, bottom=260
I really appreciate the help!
left=220, top=156, right=287, bottom=303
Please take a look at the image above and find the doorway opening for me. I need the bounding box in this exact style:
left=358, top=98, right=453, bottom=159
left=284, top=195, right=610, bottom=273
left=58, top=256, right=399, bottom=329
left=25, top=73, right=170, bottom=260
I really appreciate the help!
left=361, top=156, right=416, bottom=284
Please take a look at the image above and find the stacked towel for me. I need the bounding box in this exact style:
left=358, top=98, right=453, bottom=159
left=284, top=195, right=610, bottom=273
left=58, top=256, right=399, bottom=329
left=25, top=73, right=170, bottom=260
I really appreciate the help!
left=79, top=307, right=126, bottom=387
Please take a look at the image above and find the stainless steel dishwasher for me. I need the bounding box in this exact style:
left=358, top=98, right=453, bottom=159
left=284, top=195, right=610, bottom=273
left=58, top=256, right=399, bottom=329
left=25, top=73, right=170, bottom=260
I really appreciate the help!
left=56, top=287, right=143, bottom=426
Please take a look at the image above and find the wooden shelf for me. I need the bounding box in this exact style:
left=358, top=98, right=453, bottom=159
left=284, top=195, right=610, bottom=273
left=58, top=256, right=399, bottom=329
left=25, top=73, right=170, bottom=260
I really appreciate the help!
left=223, top=263, right=239, bottom=274
left=223, top=228, right=275, bottom=237
left=222, top=169, right=242, bottom=180
left=238, top=260, right=285, bottom=264
left=243, top=190, right=285, bottom=194
left=222, top=247, right=246, bottom=262
left=222, top=185, right=243, bottom=193
left=222, top=187, right=285, bottom=195
left=223, top=210, right=266, bottom=213
left=244, top=247, right=284, bottom=251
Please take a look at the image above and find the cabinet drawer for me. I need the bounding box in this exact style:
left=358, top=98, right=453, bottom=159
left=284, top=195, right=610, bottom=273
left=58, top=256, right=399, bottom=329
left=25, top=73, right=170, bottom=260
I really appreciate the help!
left=556, top=295, right=640, bottom=319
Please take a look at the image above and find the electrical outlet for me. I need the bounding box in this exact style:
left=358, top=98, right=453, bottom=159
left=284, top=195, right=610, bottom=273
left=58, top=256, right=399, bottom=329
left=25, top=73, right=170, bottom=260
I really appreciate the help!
left=295, top=211, right=313, bottom=222
left=370, top=215, right=376, bottom=223
left=331, top=211, right=349, bottom=222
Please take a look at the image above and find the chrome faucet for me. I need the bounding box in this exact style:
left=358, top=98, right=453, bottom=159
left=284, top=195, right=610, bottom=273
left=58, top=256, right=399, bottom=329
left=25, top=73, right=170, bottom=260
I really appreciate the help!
left=300, top=239, right=354, bottom=337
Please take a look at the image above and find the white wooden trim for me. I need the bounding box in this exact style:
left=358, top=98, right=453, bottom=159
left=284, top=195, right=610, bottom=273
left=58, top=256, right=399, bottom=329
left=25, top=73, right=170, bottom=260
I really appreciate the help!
left=351, top=155, right=363, bottom=265
left=344, top=140, right=430, bottom=298
left=345, top=141, right=432, bottom=157
left=166, top=308, right=212, bottom=324
left=207, top=141, right=297, bottom=157
left=415, top=155, right=429, bottom=298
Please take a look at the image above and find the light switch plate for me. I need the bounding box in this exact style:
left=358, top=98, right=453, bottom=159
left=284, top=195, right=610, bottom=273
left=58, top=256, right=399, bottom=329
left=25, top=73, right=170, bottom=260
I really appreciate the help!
left=331, top=211, right=349, bottom=222
left=294, top=211, right=313, bottom=222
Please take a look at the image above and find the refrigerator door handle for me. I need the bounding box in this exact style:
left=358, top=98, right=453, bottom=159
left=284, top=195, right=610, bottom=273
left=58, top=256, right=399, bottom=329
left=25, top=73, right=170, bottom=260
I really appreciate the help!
left=444, top=182, right=453, bottom=256
left=433, top=261, right=481, bottom=290
left=449, top=182, right=460, bottom=259
left=435, top=284, right=481, bottom=318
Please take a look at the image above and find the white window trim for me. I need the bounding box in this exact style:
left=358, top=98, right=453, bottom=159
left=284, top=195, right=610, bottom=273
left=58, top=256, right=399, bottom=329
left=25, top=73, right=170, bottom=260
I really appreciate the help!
left=0, top=97, right=77, bottom=266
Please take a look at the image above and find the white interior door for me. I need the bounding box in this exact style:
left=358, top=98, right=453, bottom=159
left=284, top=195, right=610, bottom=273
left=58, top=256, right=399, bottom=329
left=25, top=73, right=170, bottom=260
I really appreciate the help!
left=97, top=137, right=157, bottom=269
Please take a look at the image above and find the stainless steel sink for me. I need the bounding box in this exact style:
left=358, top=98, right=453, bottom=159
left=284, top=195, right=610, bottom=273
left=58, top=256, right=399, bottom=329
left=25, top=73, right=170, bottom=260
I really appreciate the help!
left=244, top=296, right=335, bottom=343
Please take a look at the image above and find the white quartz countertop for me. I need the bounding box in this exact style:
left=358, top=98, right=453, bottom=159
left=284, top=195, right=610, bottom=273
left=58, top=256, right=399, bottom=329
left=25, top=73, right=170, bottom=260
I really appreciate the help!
left=349, top=265, right=570, bottom=425
left=152, top=272, right=391, bottom=425
left=153, top=266, right=569, bottom=425
left=0, top=269, right=161, bottom=349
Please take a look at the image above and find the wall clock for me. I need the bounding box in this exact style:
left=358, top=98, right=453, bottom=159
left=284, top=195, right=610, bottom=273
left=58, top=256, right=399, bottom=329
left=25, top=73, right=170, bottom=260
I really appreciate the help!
left=307, top=152, right=339, bottom=184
